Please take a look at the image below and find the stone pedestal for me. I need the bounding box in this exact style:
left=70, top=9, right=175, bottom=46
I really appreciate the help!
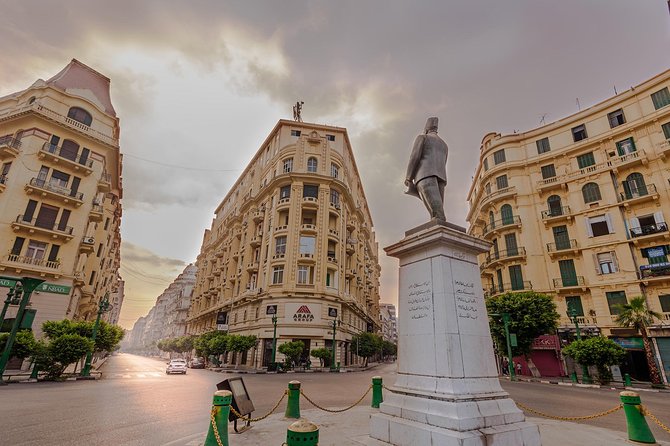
left=370, top=222, right=541, bottom=446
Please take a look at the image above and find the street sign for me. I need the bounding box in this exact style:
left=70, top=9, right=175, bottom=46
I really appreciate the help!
left=266, top=305, right=277, bottom=315
left=510, top=333, right=518, bottom=347
left=328, top=307, right=338, bottom=318
left=217, top=324, right=229, bottom=331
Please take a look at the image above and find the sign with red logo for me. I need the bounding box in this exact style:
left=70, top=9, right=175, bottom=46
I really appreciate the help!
left=284, top=303, right=322, bottom=324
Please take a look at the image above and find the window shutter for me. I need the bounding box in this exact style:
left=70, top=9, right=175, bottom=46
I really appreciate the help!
left=629, top=217, right=640, bottom=229
left=593, top=253, right=601, bottom=275
left=654, top=212, right=664, bottom=225
left=48, top=245, right=60, bottom=262
left=605, top=213, right=614, bottom=233
left=611, top=251, right=619, bottom=273
left=11, top=237, right=25, bottom=255
left=585, top=217, right=594, bottom=237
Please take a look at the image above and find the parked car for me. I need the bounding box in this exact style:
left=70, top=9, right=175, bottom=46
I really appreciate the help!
left=166, top=359, right=187, bottom=374
left=189, top=358, right=205, bottom=369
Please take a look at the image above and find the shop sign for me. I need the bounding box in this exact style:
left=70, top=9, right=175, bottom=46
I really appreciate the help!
left=612, top=337, right=644, bottom=350
left=531, top=334, right=560, bottom=350
left=285, top=303, right=321, bottom=324
left=0, top=279, right=71, bottom=295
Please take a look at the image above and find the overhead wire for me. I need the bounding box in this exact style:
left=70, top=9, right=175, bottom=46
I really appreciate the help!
left=124, top=153, right=242, bottom=172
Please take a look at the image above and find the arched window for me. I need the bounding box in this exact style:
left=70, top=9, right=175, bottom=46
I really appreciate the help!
left=624, top=172, right=647, bottom=198
left=60, top=139, right=80, bottom=162
left=582, top=183, right=601, bottom=203
left=307, top=157, right=318, bottom=173
left=547, top=195, right=562, bottom=217
left=283, top=157, right=293, bottom=173
left=67, top=107, right=92, bottom=126
left=500, top=204, right=514, bottom=225
left=488, top=211, right=495, bottom=229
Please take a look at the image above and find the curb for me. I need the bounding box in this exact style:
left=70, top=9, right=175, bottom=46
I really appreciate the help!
left=508, top=376, right=670, bottom=393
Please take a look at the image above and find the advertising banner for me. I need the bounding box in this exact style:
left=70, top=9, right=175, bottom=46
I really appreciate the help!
left=284, top=303, right=322, bottom=324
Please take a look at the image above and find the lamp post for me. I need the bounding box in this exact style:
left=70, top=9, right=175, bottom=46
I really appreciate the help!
left=81, top=292, right=111, bottom=377
left=271, top=314, right=278, bottom=366
left=567, top=306, right=591, bottom=384
left=330, top=319, right=340, bottom=372
left=489, top=312, right=516, bottom=381
left=0, top=283, right=21, bottom=327
left=0, top=277, right=45, bottom=384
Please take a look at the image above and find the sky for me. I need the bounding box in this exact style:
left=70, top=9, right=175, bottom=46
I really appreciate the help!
left=1, top=1, right=668, bottom=329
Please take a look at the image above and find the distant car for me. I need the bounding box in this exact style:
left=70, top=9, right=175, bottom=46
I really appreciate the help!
left=189, top=358, right=205, bottom=369
left=166, top=359, right=187, bottom=374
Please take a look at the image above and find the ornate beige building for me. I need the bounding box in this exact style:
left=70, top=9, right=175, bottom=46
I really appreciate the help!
left=0, top=60, right=123, bottom=337
left=187, top=119, right=381, bottom=368
left=467, top=69, right=670, bottom=381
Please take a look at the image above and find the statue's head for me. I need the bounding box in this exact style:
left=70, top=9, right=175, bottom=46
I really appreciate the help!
left=424, top=117, right=439, bottom=133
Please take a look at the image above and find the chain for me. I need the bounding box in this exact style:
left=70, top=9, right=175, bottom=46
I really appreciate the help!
left=210, top=408, right=224, bottom=446
left=640, top=406, right=670, bottom=434
left=515, top=402, right=623, bottom=421
left=229, top=390, right=288, bottom=422
left=300, top=385, right=372, bottom=413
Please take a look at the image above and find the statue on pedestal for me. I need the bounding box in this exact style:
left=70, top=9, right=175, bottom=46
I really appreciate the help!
left=404, top=117, right=448, bottom=221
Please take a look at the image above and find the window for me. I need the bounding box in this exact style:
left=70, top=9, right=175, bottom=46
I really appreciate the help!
left=558, top=259, right=578, bottom=287
left=307, top=157, right=318, bottom=172
left=541, top=164, right=556, bottom=179
left=1, top=162, right=11, bottom=177
left=67, top=107, right=92, bottom=126
left=326, top=134, right=335, bottom=141
left=616, top=137, right=636, bottom=156
left=582, top=182, right=601, bottom=203
left=275, top=236, right=287, bottom=255
left=26, top=240, right=47, bottom=260
left=587, top=214, right=613, bottom=237
left=662, top=122, right=670, bottom=140
left=330, top=190, right=340, bottom=207
left=642, top=246, right=669, bottom=264
left=607, top=109, right=626, bottom=128
left=280, top=185, right=291, bottom=199
left=104, top=217, right=110, bottom=231
left=485, top=182, right=491, bottom=195
left=651, top=87, right=670, bottom=110
left=35, top=204, right=59, bottom=229
left=272, top=266, right=284, bottom=284
left=291, top=130, right=301, bottom=137
left=572, top=124, right=588, bottom=142
left=282, top=158, right=294, bottom=173
left=596, top=252, right=618, bottom=274
left=330, top=163, right=339, bottom=178
left=536, top=137, right=550, bottom=154
left=577, top=152, right=595, bottom=169
left=509, top=265, right=524, bottom=290
left=623, top=172, right=647, bottom=199
left=297, top=265, right=314, bottom=284
left=88, top=270, right=96, bottom=286
left=504, top=233, right=518, bottom=256
left=493, top=150, right=506, bottom=165
left=547, top=195, right=563, bottom=216
left=606, top=291, right=627, bottom=315
left=566, top=296, right=584, bottom=317
left=659, top=294, right=670, bottom=313
left=303, top=184, right=318, bottom=198
left=500, top=204, right=514, bottom=225
left=325, top=269, right=338, bottom=288
left=10, top=237, right=25, bottom=256
left=552, top=225, right=570, bottom=250
left=495, top=175, right=508, bottom=190
left=299, top=236, right=315, bottom=254
left=483, top=158, right=489, bottom=171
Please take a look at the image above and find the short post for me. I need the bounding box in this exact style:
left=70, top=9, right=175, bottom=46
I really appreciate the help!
left=285, top=380, right=301, bottom=419
left=570, top=372, right=577, bottom=384
left=372, top=376, right=383, bottom=408
left=205, top=390, right=232, bottom=446
left=286, top=419, right=319, bottom=446
left=29, top=361, right=39, bottom=380
left=619, top=391, right=655, bottom=444
left=624, top=373, right=632, bottom=387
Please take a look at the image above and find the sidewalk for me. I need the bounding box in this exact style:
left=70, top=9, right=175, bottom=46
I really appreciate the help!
left=1, top=355, right=108, bottom=383
left=175, top=406, right=670, bottom=446
left=512, top=374, right=670, bottom=393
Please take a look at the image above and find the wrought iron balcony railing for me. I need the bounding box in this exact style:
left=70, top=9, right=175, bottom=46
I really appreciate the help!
left=630, top=222, right=668, bottom=238
left=553, top=276, right=585, bottom=288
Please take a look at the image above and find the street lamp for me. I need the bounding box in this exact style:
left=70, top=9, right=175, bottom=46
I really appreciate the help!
left=0, top=277, right=45, bottom=384
left=81, top=292, right=112, bottom=377
left=489, top=312, right=516, bottom=382
left=270, top=314, right=278, bottom=366
left=566, top=305, right=591, bottom=384
left=330, top=319, right=341, bottom=372
left=0, top=283, right=22, bottom=327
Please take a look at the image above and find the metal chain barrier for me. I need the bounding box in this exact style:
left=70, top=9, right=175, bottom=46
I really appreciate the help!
left=515, top=401, right=623, bottom=421
left=229, top=390, right=288, bottom=423
left=640, top=406, right=670, bottom=434
left=210, top=408, right=225, bottom=446
left=300, top=385, right=372, bottom=413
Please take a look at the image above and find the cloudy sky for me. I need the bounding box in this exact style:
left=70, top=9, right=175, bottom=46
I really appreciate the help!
left=1, top=1, right=668, bottom=329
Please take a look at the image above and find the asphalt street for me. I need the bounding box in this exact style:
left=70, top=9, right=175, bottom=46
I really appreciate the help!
left=0, top=353, right=668, bottom=446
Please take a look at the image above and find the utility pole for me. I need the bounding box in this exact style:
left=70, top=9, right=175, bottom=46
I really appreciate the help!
left=81, top=292, right=111, bottom=377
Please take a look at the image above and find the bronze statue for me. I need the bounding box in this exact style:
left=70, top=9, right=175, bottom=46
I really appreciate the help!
left=404, top=117, right=448, bottom=221
left=293, top=101, right=304, bottom=122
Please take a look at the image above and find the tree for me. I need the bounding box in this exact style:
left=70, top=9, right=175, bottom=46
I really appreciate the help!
left=351, top=332, right=382, bottom=366
left=193, top=331, right=220, bottom=360
left=0, top=330, right=36, bottom=359
left=381, top=340, right=397, bottom=359
left=615, top=296, right=663, bottom=385
left=278, top=341, right=304, bottom=368
left=486, top=291, right=560, bottom=357
left=42, top=320, right=124, bottom=353
left=227, top=335, right=257, bottom=366
left=34, top=334, right=94, bottom=380
left=310, top=348, right=332, bottom=367
left=562, top=337, right=625, bottom=384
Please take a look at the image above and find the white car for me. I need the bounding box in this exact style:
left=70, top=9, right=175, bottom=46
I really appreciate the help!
left=166, top=359, right=187, bottom=374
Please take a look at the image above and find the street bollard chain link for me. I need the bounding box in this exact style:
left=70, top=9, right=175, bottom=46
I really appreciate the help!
left=228, top=390, right=288, bottom=423
left=300, top=385, right=372, bottom=413
left=515, top=401, right=623, bottom=421
left=640, top=406, right=670, bottom=434
left=210, top=408, right=225, bottom=446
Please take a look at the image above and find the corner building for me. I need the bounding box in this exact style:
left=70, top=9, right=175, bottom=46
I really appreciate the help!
left=0, top=60, right=123, bottom=337
left=187, top=120, right=381, bottom=368
left=467, top=69, right=670, bottom=382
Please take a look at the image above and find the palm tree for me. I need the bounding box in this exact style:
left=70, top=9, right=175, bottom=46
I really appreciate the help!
left=615, top=296, right=663, bottom=385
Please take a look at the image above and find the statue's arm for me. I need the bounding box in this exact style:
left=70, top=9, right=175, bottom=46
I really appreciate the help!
left=405, top=135, right=425, bottom=184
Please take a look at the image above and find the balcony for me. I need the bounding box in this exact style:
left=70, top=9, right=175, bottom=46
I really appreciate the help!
left=89, top=203, right=103, bottom=222
left=275, top=225, right=288, bottom=233
left=329, top=201, right=341, bottom=213
left=479, top=186, right=517, bottom=209
left=299, top=253, right=315, bottom=262
left=552, top=276, right=586, bottom=291
left=657, top=139, right=670, bottom=159
left=231, top=251, right=239, bottom=260
left=327, top=251, right=337, bottom=263
left=25, top=177, right=84, bottom=207
left=541, top=206, right=571, bottom=223
left=302, top=196, right=319, bottom=208
left=639, top=263, right=670, bottom=282
left=246, top=262, right=259, bottom=272
left=252, top=210, right=264, bottom=222
left=272, top=253, right=285, bottom=260
left=485, top=281, right=533, bottom=298
left=250, top=235, right=263, bottom=247
left=536, top=175, right=566, bottom=193
left=328, top=228, right=340, bottom=239
left=2, top=254, right=61, bottom=274
left=546, top=239, right=581, bottom=257
left=39, top=142, right=94, bottom=175
left=79, top=236, right=95, bottom=253
left=612, top=150, right=647, bottom=171
left=12, top=214, right=74, bottom=241
left=346, top=240, right=356, bottom=254
left=346, top=269, right=356, bottom=278
left=277, top=197, right=291, bottom=209
left=346, top=219, right=356, bottom=230
left=630, top=222, right=669, bottom=243
left=0, top=174, right=6, bottom=192
left=0, top=136, right=21, bottom=159
left=618, top=183, right=658, bottom=206
left=301, top=223, right=317, bottom=233
left=482, top=216, right=521, bottom=237
left=482, top=247, right=526, bottom=268
left=98, top=173, right=111, bottom=192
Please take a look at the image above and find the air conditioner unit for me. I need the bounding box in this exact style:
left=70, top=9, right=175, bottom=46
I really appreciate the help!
left=83, top=237, right=95, bottom=244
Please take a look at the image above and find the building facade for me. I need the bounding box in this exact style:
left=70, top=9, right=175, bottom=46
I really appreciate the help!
left=379, top=303, right=398, bottom=344
left=0, top=60, right=123, bottom=338
left=467, top=69, right=670, bottom=381
left=187, top=119, right=382, bottom=368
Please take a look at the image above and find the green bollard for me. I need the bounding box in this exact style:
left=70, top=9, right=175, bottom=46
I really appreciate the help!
left=570, top=372, right=577, bottom=384
left=624, top=373, right=632, bottom=387
left=205, top=390, right=231, bottom=446
left=372, top=376, right=383, bottom=408
left=619, top=391, right=655, bottom=444
left=285, top=380, right=301, bottom=419
left=286, top=418, right=319, bottom=446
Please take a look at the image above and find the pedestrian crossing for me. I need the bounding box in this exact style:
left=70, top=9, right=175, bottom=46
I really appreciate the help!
left=104, top=371, right=166, bottom=379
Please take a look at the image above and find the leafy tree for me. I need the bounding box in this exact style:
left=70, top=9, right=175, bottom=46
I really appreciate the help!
left=278, top=341, right=304, bottom=368
left=227, top=335, right=257, bottom=365
left=615, top=297, right=663, bottom=385
left=486, top=291, right=560, bottom=357
left=194, top=331, right=219, bottom=359
left=310, top=348, right=332, bottom=367
left=381, top=340, right=397, bottom=358
left=0, top=330, right=36, bottom=359
left=562, top=337, right=626, bottom=384
left=208, top=333, right=229, bottom=357
left=42, top=320, right=124, bottom=353
left=176, top=335, right=196, bottom=355
left=34, top=334, right=94, bottom=380
left=352, top=332, right=382, bottom=366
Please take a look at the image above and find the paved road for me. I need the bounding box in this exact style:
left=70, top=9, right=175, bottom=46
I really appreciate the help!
left=0, top=353, right=668, bottom=445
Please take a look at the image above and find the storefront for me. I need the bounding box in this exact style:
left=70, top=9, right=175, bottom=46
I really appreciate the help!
left=611, top=336, right=650, bottom=382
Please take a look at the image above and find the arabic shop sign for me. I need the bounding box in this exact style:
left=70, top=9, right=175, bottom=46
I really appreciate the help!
left=0, top=279, right=71, bottom=295
left=612, top=337, right=644, bottom=350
